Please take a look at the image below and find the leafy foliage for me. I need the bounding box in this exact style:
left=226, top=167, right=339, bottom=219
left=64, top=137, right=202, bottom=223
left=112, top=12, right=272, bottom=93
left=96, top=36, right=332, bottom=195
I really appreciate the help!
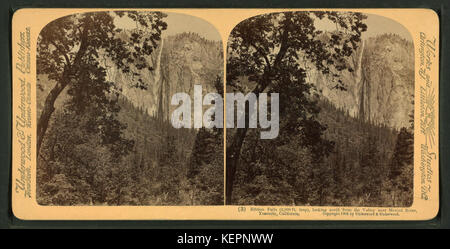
left=226, top=11, right=367, bottom=204
left=36, top=11, right=167, bottom=159
left=232, top=99, right=413, bottom=207
left=37, top=11, right=167, bottom=89
left=37, top=93, right=224, bottom=205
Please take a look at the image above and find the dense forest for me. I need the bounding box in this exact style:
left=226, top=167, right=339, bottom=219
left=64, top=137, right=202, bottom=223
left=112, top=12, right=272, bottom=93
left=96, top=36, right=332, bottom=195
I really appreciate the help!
left=36, top=11, right=414, bottom=207
left=225, top=11, right=414, bottom=207
left=37, top=91, right=224, bottom=205
left=230, top=98, right=413, bottom=207
left=36, top=11, right=224, bottom=206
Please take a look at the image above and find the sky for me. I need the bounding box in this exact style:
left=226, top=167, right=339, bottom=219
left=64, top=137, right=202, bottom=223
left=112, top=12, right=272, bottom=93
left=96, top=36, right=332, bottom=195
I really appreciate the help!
left=114, top=12, right=222, bottom=41
left=314, top=13, right=412, bottom=41
left=114, top=11, right=412, bottom=43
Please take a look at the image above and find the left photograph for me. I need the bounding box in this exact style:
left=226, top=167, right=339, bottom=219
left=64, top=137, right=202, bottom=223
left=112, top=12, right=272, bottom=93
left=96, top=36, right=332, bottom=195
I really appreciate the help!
left=36, top=11, right=224, bottom=206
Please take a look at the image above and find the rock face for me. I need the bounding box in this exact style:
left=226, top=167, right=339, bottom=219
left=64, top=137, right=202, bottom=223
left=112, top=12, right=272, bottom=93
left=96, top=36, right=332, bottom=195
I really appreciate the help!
left=112, top=32, right=413, bottom=129
left=112, top=32, right=224, bottom=121
left=313, top=34, right=414, bottom=129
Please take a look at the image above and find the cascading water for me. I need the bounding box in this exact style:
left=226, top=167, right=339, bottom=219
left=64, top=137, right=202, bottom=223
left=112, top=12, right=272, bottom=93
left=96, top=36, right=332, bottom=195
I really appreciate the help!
left=355, top=40, right=365, bottom=84
left=146, top=38, right=164, bottom=118
left=156, top=39, right=166, bottom=123
left=154, top=38, right=164, bottom=85
left=357, top=40, right=369, bottom=122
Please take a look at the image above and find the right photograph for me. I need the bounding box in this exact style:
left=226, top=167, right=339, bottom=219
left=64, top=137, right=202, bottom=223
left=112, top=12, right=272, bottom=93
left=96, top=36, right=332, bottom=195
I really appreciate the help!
left=226, top=11, right=414, bottom=207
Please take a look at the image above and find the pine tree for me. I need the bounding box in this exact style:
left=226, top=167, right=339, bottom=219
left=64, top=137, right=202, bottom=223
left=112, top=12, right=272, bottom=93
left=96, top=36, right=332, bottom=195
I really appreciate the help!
left=390, top=128, right=414, bottom=178
left=389, top=127, right=414, bottom=206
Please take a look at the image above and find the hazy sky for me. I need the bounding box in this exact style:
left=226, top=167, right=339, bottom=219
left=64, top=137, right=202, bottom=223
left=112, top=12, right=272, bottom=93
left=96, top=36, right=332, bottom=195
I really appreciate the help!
left=114, top=12, right=222, bottom=41
left=315, top=13, right=412, bottom=41
left=115, top=11, right=412, bottom=42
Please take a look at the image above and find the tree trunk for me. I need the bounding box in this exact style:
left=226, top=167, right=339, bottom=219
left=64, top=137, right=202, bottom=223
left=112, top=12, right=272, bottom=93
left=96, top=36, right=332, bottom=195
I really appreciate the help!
left=37, top=80, right=68, bottom=156
left=224, top=28, right=287, bottom=205
left=36, top=24, right=88, bottom=156
left=225, top=126, right=249, bottom=205
left=225, top=81, right=269, bottom=205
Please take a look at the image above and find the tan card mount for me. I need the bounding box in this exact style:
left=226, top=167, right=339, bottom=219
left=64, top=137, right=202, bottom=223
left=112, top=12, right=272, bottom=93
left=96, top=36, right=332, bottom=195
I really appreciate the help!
left=11, top=8, right=439, bottom=220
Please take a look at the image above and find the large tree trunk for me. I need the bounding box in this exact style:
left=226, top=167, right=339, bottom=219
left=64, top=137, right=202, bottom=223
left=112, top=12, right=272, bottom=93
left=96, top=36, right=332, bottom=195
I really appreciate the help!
left=36, top=25, right=88, bottom=156
left=225, top=28, right=287, bottom=205
left=225, top=81, right=269, bottom=205
left=37, top=80, right=69, bottom=156
left=225, top=126, right=249, bottom=205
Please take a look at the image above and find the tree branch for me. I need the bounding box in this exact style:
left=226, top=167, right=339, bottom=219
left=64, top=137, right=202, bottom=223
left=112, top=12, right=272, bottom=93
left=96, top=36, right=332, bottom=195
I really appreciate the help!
left=249, top=42, right=271, bottom=72
left=273, top=26, right=289, bottom=67
left=50, top=40, right=71, bottom=68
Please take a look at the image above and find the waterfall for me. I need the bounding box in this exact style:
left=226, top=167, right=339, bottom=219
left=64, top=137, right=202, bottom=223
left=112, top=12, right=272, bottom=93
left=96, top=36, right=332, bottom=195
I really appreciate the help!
left=154, top=38, right=164, bottom=84
left=357, top=40, right=367, bottom=121
left=147, top=38, right=164, bottom=119
left=156, top=39, right=166, bottom=124
left=355, top=40, right=365, bottom=83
